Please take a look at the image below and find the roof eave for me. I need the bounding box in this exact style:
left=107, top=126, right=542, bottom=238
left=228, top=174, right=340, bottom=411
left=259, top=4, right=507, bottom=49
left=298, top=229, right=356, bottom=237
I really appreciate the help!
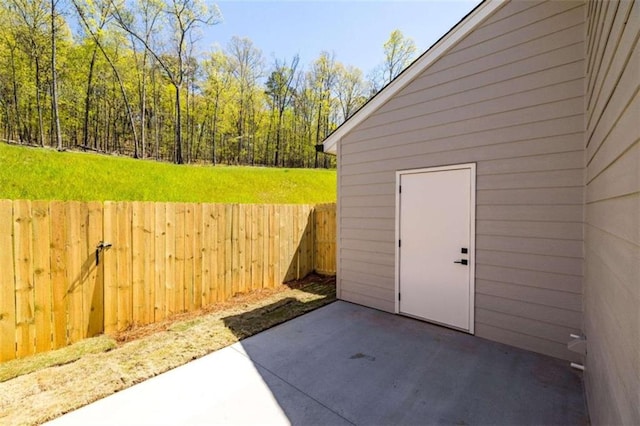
left=323, top=0, right=507, bottom=155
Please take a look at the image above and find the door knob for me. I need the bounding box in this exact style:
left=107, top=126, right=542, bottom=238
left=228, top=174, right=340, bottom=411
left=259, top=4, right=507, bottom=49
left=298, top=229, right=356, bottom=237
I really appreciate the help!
left=454, top=259, right=468, bottom=265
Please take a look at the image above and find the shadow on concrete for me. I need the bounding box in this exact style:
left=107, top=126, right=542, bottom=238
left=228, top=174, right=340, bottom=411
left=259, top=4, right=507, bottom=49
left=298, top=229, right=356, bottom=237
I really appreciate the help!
left=225, top=301, right=590, bottom=425
left=222, top=274, right=336, bottom=341
left=45, top=300, right=589, bottom=426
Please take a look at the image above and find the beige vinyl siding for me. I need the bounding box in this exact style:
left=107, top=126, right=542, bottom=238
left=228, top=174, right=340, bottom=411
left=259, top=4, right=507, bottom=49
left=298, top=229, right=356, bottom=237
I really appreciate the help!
left=337, top=0, right=585, bottom=360
left=584, top=0, right=640, bottom=424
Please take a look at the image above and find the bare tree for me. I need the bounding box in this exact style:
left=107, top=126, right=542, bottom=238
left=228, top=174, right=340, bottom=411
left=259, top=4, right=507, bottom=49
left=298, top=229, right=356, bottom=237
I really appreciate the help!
left=265, top=55, right=298, bottom=166
left=112, top=0, right=221, bottom=164
left=227, top=36, right=263, bottom=164
left=8, top=0, right=48, bottom=145
left=127, top=0, right=162, bottom=158
left=72, top=0, right=140, bottom=156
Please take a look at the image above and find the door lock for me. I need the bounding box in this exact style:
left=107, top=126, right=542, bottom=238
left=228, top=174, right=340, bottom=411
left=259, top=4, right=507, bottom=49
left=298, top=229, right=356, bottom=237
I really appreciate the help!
left=454, top=259, right=468, bottom=265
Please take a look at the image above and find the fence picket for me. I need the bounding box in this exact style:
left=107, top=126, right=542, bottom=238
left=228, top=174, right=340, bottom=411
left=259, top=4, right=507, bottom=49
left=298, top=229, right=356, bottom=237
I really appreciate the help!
left=87, top=202, right=104, bottom=337
left=143, top=202, right=155, bottom=324
left=212, top=203, right=221, bottom=304
left=303, top=205, right=313, bottom=277
left=255, top=205, right=265, bottom=290
left=193, top=204, right=203, bottom=310
left=237, top=204, right=246, bottom=294
left=231, top=204, right=239, bottom=296
left=32, top=201, right=52, bottom=353
left=49, top=201, right=67, bottom=348
left=116, top=202, right=132, bottom=331
left=249, top=205, right=258, bottom=291
left=77, top=203, right=89, bottom=340
left=154, top=203, right=166, bottom=322
left=201, top=203, right=212, bottom=305
left=0, top=200, right=16, bottom=361
left=215, top=204, right=225, bottom=302
left=268, top=205, right=276, bottom=288
left=131, top=202, right=145, bottom=325
left=184, top=203, right=195, bottom=311
left=103, top=202, right=118, bottom=334
left=66, top=202, right=84, bottom=344
left=175, top=203, right=185, bottom=313
left=224, top=204, right=232, bottom=299
left=274, top=206, right=289, bottom=286
left=164, top=203, right=176, bottom=316
left=14, top=200, right=35, bottom=357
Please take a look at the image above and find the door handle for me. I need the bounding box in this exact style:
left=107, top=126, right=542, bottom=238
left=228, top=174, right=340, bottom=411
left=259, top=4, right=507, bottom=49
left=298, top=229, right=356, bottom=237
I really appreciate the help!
left=454, top=259, right=468, bottom=265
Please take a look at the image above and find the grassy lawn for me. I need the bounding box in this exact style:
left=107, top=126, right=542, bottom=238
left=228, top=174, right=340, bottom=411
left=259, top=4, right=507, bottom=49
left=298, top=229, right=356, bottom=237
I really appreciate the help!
left=0, top=276, right=336, bottom=426
left=0, top=143, right=336, bottom=203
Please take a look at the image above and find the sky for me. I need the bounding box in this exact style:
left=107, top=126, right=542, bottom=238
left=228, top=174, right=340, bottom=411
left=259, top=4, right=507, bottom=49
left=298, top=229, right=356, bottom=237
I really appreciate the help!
left=203, top=1, right=481, bottom=76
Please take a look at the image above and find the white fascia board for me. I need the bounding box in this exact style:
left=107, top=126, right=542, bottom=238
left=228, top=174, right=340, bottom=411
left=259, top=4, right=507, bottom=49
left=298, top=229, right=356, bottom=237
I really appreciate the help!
left=323, top=0, right=507, bottom=155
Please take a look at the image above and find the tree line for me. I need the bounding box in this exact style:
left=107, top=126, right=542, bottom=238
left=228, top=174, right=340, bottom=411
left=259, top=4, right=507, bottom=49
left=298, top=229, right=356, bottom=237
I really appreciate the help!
left=0, top=0, right=417, bottom=167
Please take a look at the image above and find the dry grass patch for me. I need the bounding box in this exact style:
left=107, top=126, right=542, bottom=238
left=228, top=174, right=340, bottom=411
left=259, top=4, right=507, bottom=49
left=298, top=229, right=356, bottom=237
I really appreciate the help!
left=0, top=276, right=335, bottom=426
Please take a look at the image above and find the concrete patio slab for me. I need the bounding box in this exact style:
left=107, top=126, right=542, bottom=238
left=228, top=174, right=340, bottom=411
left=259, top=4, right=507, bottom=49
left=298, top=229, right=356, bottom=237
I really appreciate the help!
left=48, top=301, right=588, bottom=425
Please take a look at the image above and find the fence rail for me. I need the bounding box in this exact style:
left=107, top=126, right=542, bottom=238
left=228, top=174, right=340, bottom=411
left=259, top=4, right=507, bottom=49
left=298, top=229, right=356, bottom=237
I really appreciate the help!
left=0, top=200, right=336, bottom=362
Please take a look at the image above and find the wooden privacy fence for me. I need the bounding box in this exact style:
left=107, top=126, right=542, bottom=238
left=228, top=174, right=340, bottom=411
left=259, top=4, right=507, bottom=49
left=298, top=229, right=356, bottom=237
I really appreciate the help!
left=0, top=200, right=336, bottom=362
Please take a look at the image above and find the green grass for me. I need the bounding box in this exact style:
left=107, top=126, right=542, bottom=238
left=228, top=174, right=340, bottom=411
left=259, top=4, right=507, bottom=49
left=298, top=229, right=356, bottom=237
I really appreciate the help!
left=0, top=335, right=116, bottom=382
left=0, top=143, right=336, bottom=203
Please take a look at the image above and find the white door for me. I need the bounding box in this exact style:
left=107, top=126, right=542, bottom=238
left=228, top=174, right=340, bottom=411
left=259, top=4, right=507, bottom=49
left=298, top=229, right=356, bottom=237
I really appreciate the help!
left=398, top=165, right=475, bottom=332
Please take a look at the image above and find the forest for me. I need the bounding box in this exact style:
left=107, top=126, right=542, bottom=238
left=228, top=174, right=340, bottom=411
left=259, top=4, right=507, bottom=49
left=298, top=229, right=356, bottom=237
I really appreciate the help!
left=0, top=0, right=417, bottom=167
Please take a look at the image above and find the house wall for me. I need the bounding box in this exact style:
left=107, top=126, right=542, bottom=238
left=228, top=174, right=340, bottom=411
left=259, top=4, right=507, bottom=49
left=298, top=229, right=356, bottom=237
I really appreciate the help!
left=583, top=0, right=640, bottom=424
left=337, top=0, right=586, bottom=361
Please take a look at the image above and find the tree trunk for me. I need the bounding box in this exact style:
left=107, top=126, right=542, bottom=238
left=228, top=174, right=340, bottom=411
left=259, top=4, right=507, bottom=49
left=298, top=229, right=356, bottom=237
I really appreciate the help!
left=140, top=50, right=148, bottom=158
left=265, top=110, right=273, bottom=165
left=93, top=100, right=100, bottom=150
left=83, top=46, right=98, bottom=148
left=211, top=93, right=220, bottom=165
left=174, top=84, right=183, bottom=164
left=9, top=46, right=23, bottom=143
left=185, top=80, right=192, bottom=163
left=188, top=78, right=196, bottom=163
left=152, top=66, right=160, bottom=160
left=102, top=53, right=139, bottom=157
left=33, top=54, right=45, bottom=146
left=51, top=0, right=63, bottom=150
left=237, top=86, right=244, bottom=164
left=274, top=115, right=283, bottom=167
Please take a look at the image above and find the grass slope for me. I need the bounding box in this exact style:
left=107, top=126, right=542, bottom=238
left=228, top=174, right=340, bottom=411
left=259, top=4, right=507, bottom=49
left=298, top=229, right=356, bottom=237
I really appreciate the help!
left=0, top=143, right=336, bottom=203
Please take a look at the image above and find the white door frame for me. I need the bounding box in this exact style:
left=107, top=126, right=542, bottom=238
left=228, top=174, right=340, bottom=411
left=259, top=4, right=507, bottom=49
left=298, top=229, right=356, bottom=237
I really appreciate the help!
left=394, top=163, right=476, bottom=334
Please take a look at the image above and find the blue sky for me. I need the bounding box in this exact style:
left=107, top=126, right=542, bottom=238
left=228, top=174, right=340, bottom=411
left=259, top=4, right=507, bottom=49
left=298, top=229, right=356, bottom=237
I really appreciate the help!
left=204, top=1, right=480, bottom=75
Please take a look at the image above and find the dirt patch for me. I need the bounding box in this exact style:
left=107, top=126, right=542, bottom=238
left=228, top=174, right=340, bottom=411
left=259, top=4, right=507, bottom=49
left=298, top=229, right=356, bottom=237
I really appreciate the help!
left=0, top=275, right=335, bottom=426
left=113, top=273, right=336, bottom=343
